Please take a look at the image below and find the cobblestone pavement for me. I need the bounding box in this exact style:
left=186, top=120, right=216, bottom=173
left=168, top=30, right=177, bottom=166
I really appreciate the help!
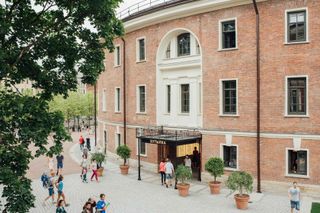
left=27, top=131, right=84, bottom=179
left=28, top=142, right=315, bottom=213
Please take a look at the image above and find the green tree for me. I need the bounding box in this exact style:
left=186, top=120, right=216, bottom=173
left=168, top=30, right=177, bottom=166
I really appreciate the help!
left=0, top=0, right=123, bottom=212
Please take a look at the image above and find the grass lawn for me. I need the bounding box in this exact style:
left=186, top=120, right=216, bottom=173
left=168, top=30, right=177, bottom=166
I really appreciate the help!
left=311, top=202, right=320, bottom=213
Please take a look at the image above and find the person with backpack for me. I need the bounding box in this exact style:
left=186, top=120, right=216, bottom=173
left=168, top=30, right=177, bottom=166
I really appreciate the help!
left=41, top=172, right=49, bottom=188
left=96, top=193, right=110, bottom=213
left=43, top=171, right=56, bottom=205
left=79, top=135, right=85, bottom=151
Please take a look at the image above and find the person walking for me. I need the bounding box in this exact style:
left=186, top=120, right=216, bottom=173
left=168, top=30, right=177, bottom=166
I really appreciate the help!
left=79, top=135, right=85, bottom=151
left=82, top=201, right=91, bottom=213
left=90, top=160, right=99, bottom=182
left=159, top=158, right=166, bottom=185
left=87, top=197, right=97, bottom=213
left=48, top=154, right=55, bottom=173
left=288, top=181, right=301, bottom=213
left=165, top=158, right=174, bottom=188
left=56, top=199, right=67, bottom=213
left=56, top=154, right=64, bottom=176
left=80, top=155, right=89, bottom=180
left=96, top=193, right=110, bottom=213
left=43, top=171, right=56, bottom=205
left=56, top=175, right=69, bottom=206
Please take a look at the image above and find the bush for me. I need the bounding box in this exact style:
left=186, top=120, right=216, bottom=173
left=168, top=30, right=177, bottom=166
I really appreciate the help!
left=175, top=165, right=192, bottom=184
left=116, top=145, right=131, bottom=165
left=205, top=157, right=224, bottom=182
left=226, top=171, right=253, bottom=196
left=91, top=152, right=106, bottom=164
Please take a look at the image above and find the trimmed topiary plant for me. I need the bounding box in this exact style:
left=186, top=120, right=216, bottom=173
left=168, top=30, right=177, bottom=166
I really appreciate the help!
left=91, top=152, right=106, bottom=176
left=226, top=171, right=253, bottom=210
left=205, top=157, right=224, bottom=194
left=175, top=165, right=192, bottom=197
left=116, top=145, right=131, bottom=175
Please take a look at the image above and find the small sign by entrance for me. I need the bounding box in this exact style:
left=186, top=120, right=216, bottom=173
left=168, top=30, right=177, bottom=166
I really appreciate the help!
left=150, top=139, right=166, bottom=145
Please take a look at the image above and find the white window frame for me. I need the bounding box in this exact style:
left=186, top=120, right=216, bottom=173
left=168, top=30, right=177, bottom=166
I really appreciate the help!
left=114, top=87, right=121, bottom=113
left=102, top=89, right=107, bottom=112
left=136, top=84, right=147, bottom=114
left=285, top=148, right=309, bottom=178
left=218, top=17, right=238, bottom=51
left=219, top=78, right=239, bottom=116
left=115, top=132, right=121, bottom=150
left=284, top=75, right=309, bottom=117
left=220, top=144, right=239, bottom=171
left=114, top=45, right=121, bottom=67
left=179, top=83, right=190, bottom=114
left=284, top=8, right=309, bottom=44
left=136, top=36, right=146, bottom=62
left=136, top=139, right=147, bottom=157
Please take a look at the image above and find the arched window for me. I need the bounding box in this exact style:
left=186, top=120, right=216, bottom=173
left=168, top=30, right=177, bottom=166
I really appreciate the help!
left=177, top=33, right=190, bottom=56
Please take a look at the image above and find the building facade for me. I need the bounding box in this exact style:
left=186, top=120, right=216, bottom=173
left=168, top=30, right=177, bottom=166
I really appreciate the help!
left=97, top=0, right=320, bottom=194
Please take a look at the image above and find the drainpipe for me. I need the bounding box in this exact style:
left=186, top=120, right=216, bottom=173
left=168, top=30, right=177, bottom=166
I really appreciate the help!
left=94, top=82, right=97, bottom=147
left=121, top=37, right=127, bottom=145
left=252, top=0, right=261, bottom=193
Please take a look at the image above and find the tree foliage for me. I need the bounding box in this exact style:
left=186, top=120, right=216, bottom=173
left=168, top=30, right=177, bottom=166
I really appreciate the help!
left=205, top=157, right=224, bottom=182
left=175, top=165, right=192, bottom=184
left=116, top=145, right=131, bottom=166
left=0, top=0, right=123, bottom=212
left=226, top=171, right=253, bottom=196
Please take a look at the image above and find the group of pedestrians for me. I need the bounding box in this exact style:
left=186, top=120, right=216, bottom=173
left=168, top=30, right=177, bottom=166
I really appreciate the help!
left=159, top=158, right=175, bottom=188
left=81, top=194, right=110, bottom=213
left=80, top=154, right=99, bottom=183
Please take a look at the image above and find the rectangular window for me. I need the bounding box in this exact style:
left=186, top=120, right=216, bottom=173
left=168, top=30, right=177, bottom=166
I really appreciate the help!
left=287, top=10, right=306, bottom=42
left=221, top=20, right=236, bottom=49
left=223, top=145, right=237, bottom=169
left=116, top=133, right=121, bottom=148
left=181, top=84, right=190, bottom=113
left=177, top=33, right=190, bottom=56
left=115, top=88, right=121, bottom=112
left=137, top=38, right=146, bottom=61
left=288, top=150, right=307, bottom=176
left=222, top=80, right=237, bottom=114
left=137, top=85, right=146, bottom=113
left=287, top=77, right=306, bottom=115
left=102, top=89, right=106, bottom=112
left=115, top=46, right=120, bottom=66
left=167, top=85, right=171, bottom=113
left=137, top=140, right=147, bottom=156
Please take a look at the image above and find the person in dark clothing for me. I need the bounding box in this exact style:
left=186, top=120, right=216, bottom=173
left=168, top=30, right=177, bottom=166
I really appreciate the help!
left=56, top=154, right=64, bottom=176
left=192, top=147, right=199, bottom=168
left=87, top=197, right=96, bottom=213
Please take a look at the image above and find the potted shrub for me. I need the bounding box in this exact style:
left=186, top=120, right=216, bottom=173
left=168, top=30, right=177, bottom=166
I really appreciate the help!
left=116, top=145, right=131, bottom=175
left=226, top=171, right=253, bottom=210
left=205, top=157, right=224, bottom=194
left=175, top=165, right=192, bottom=197
left=91, top=152, right=106, bottom=176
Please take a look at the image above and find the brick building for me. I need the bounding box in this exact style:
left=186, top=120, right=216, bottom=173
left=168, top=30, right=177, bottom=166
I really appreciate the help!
left=97, top=0, right=320, bottom=194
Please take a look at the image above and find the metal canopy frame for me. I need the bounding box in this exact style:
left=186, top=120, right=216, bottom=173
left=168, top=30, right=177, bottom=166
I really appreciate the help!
left=136, top=126, right=202, bottom=181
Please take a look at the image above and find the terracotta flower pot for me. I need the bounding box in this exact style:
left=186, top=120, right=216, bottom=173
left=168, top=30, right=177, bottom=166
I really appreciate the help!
left=120, top=165, right=129, bottom=175
left=234, top=194, right=250, bottom=210
left=177, top=183, right=190, bottom=197
left=97, top=167, right=104, bottom=177
left=209, top=181, right=221, bottom=194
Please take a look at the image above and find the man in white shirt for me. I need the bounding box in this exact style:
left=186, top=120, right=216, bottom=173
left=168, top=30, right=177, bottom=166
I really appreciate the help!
left=184, top=155, right=192, bottom=170
left=165, top=158, right=174, bottom=188
left=288, top=181, right=301, bottom=213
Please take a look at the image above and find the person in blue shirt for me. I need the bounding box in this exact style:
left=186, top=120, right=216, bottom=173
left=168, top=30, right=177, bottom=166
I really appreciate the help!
left=96, top=194, right=110, bottom=213
left=56, top=175, right=69, bottom=206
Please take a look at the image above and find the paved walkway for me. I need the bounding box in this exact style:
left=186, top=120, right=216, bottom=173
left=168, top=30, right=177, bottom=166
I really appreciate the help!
left=28, top=141, right=315, bottom=213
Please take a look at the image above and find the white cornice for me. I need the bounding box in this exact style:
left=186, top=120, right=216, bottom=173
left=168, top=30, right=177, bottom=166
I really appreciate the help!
left=123, top=0, right=268, bottom=33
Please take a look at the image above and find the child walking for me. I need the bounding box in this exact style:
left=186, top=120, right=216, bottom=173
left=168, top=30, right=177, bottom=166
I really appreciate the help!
left=82, top=167, right=88, bottom=183
left=90, top=160, right=99, bottom=182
